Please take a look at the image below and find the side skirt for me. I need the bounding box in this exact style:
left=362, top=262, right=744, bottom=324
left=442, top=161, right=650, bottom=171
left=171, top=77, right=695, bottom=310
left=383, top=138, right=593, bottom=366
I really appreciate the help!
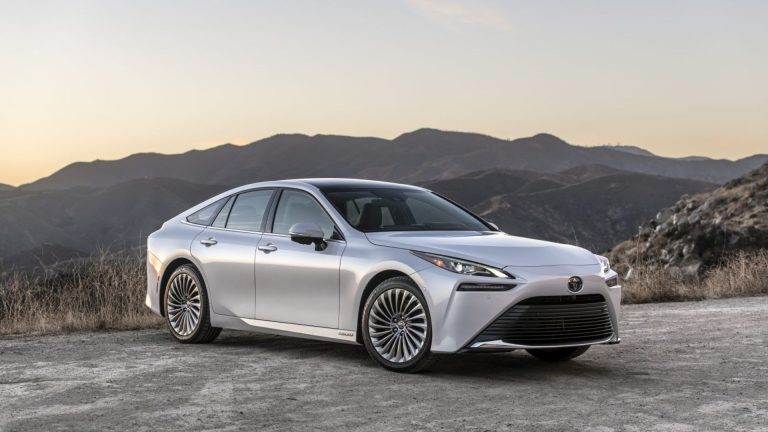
left=211, top=313, right=359, bottom=345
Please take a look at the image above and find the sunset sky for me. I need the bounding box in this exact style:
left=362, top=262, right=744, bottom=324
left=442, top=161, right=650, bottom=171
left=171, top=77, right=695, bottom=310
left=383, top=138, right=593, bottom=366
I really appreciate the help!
left=1, top=0, right=766, bottom=186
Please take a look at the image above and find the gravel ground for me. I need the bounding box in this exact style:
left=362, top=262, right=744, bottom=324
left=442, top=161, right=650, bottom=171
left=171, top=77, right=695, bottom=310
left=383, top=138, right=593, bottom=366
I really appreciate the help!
left=1, top=296, right=767, bottom=432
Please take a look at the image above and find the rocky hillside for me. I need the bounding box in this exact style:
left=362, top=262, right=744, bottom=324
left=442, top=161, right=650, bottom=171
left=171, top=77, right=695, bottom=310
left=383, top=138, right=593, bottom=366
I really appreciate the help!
left=607, top=162, right=768, bottom=275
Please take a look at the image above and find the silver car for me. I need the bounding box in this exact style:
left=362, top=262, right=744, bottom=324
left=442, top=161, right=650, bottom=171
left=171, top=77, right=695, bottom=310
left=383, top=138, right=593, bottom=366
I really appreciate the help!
left=146, top=179, right=621, bottom=372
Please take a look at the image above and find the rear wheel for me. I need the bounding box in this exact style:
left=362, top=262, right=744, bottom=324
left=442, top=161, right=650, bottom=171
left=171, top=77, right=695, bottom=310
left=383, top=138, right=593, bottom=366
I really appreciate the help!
left=164, top=264, right=221, bottom=343
left=526, top=346, right=590, bottom=361
left=362, top=277, right=434, bottom=373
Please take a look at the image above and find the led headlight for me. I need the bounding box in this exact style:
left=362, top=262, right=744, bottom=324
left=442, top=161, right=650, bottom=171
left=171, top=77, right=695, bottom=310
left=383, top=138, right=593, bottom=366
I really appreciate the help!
left=596, top=255, right=611, bottom=274
left=412, top=251, right=510, bottom=278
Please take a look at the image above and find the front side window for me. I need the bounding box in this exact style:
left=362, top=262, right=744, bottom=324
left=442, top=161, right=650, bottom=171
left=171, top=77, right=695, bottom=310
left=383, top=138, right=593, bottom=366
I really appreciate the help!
left=225, top=190, right=274, bottom=232
left=322, top=188, right=489, bottom=232
left=272, top=190, right=335, bottom=238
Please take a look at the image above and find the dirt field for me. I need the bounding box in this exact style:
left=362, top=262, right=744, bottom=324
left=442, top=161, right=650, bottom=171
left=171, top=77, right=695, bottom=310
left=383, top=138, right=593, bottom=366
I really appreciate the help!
left=1, top=297, right=767, bottom=431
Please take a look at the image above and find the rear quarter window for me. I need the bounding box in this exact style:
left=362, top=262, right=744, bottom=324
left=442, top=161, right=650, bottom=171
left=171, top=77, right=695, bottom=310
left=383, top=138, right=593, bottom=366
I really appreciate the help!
left=186, top=198, right=227, bottom=226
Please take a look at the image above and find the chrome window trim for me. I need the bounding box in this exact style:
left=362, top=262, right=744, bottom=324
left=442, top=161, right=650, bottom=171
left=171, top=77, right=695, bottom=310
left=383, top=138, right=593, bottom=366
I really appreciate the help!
left=259, top=231, right=346, bottom=244
left=203, top=225, right=265, bottom=235
left=180, top=219, right=210, bottom=228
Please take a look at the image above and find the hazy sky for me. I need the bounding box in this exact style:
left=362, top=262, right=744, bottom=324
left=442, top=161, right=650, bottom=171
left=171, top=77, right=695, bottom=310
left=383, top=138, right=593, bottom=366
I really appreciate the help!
left=1, top=0, right=767, bottom=185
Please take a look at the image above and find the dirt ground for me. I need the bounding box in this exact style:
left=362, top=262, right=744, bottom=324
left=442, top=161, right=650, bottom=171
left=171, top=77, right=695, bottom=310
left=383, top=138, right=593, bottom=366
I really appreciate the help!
left=1, top=297, right=767, bottom=432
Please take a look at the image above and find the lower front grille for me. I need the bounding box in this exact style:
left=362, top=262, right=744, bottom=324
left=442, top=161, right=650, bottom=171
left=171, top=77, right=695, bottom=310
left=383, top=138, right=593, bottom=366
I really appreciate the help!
left=471, top=294, right=614, bottom=346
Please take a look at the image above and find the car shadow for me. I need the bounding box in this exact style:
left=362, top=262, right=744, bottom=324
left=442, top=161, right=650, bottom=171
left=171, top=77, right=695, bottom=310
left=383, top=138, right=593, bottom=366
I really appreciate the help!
left=188, top=330, right=627, bottom=380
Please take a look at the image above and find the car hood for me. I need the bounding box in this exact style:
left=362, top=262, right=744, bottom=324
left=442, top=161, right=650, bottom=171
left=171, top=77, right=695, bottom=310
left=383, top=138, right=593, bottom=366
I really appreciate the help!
left=365, top=231, right=598, bottom=268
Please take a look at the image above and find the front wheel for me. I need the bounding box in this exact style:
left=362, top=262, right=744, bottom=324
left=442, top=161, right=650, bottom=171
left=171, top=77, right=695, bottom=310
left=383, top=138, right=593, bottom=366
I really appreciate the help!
left=164, top=264, right=221, bottom=344
left=526, top=346, right=590, bottom=361
left=362, top=277, right=434, bottom=373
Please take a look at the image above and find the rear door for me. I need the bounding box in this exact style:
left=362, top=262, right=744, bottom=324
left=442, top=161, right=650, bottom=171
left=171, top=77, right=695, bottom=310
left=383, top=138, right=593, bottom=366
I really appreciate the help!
left=191, top=189, right=275, bottom=318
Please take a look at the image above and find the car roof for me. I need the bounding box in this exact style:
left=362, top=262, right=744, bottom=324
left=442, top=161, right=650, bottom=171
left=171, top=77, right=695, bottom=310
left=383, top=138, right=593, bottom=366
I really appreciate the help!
left=277, top=178, right=426, bottom=191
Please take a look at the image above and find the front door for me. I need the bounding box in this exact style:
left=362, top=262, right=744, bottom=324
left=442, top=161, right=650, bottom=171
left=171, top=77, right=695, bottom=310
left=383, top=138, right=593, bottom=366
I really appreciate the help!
left=255, top=189, right=345, bottom=328
left=191, top=189, right=274, bottom=318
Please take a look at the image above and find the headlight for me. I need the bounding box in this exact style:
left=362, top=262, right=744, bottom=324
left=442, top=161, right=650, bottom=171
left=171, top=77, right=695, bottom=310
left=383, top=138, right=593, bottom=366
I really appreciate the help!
left=412, top=251, right=510, bottom=278
left=596, top=255, right=611, bottom=274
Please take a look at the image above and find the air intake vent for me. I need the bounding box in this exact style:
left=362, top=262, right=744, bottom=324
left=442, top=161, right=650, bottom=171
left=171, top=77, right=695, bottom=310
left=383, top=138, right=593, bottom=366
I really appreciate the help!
left=470, top=294, right=613, bottom=346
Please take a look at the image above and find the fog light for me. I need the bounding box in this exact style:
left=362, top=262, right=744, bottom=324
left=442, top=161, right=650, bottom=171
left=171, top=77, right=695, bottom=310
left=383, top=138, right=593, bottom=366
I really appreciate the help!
left=606, top=275, right=619, bottom=287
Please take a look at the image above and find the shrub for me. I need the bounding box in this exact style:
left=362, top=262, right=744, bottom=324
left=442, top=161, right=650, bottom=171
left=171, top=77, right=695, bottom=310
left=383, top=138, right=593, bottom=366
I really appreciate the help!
left=622, top=250, right=768, bottom=304
left=0, top=250, right=162, bottom=335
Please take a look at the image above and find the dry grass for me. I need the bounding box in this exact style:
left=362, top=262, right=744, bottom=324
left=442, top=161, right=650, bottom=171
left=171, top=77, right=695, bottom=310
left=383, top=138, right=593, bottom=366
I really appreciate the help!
left=622, top=250, right=768, bottom=304
left=0, top=250, right=162, bottom=335
left=1, top=249, right=766, bottom=335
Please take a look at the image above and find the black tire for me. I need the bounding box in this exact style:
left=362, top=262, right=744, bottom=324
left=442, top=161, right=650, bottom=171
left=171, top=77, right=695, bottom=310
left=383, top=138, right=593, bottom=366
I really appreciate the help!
left=164, top=264, right=221, bottom=344
left=361, top=276, right=435, bottom=373
left=526, top=345, right=590, bottom=361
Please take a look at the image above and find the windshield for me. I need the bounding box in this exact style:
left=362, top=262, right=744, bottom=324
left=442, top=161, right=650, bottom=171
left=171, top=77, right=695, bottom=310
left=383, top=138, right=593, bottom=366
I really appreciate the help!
left=321, top=188, right=491, bottom=232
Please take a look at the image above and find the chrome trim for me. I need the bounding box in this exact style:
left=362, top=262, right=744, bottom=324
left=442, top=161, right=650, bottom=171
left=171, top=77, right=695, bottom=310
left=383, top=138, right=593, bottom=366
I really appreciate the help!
left=467, top=335, right=617, bottom=350
left=212, top=314, right=358, bottom=344
left=200, top=224, right=264, bottom=235
left=260, top=232, right=346, bottom=244
left=180, top=219, right=208, bottom=228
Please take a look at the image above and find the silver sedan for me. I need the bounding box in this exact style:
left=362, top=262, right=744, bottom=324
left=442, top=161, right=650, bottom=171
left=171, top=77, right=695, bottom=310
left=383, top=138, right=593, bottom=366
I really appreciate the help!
left=146, top=179, right=621, bottom=372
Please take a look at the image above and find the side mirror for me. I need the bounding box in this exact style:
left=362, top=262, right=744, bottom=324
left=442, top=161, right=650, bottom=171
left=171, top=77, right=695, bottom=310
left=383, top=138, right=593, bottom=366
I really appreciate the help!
left=289, top=223, right=328, bottom=251
left=487, top=222, right=500, bottom=231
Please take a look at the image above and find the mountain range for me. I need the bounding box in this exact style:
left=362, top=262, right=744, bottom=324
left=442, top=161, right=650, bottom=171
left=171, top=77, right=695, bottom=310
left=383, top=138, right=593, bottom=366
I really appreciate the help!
left=23, top=129, right=767, bottom=190
left=2, top=129, right=765, bottom=270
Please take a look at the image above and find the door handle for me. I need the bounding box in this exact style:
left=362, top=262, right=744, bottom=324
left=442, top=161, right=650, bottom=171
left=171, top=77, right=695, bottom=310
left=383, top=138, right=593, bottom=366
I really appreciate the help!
left=258, top=243, right=278, bottom=253
left=200, top=237, right=218, bottom=246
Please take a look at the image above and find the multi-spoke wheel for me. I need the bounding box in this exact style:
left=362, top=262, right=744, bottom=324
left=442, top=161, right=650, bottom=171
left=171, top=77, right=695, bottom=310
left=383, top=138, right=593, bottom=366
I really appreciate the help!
left=167, top=272, right=200, bottom=336
left=164, top=264, right=221, bottom=343
left=362, top=277, right=434, bottom=372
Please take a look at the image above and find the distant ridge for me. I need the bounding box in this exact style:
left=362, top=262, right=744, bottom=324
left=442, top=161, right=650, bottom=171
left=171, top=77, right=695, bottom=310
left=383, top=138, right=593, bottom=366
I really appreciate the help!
left=22, top=129, right=768, bottom=190
left=601, top=145, right=656, bottom=157
left=1, top=165, right=717, bottom=268
left=423, top=166, right=716, bottom=251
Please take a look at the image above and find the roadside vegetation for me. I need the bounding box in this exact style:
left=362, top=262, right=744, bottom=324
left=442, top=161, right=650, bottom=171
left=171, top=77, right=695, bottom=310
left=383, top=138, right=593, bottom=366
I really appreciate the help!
left=621, top=249, right=768, bottom=303
left=0, top=250, right=162, bottom=335
left=1, top=249, right=766, bottom=335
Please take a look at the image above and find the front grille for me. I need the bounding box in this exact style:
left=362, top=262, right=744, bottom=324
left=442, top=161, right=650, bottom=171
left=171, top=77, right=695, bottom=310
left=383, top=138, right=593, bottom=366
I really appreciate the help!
left=471, top=294, right=614, bottom=346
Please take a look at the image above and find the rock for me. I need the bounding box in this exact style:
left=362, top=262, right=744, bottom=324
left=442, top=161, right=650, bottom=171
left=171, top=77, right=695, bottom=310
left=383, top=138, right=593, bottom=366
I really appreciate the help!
left=607, top=162, right=768, bottom=275
left=682, top=260, right=703, bottom=276
left=656, top=207, right=674, bottom=223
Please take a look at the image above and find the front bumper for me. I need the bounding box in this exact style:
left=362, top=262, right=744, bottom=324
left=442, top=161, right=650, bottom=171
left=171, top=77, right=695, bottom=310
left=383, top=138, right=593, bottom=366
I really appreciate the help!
left=410, top=263, right=622, bottom=353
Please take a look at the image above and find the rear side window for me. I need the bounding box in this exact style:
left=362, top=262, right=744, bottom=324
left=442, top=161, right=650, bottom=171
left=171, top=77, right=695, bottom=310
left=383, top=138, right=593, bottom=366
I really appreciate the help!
left=186, top=198, right=227, bottom=226
left=225, top=190, right=274, bottom=232
left=211, top=196, right=235, bottom=228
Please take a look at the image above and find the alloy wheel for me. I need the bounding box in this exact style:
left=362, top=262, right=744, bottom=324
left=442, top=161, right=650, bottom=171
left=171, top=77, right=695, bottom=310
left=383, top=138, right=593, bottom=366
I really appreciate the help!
left=166, top=273, right=201, bottom=336
left=367, top=288, right=428, bottom=363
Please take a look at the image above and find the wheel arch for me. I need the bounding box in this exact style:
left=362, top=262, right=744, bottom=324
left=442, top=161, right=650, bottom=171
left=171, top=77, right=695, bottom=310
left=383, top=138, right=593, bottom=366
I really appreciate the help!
left=355, top=270, right=414, bottom=344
